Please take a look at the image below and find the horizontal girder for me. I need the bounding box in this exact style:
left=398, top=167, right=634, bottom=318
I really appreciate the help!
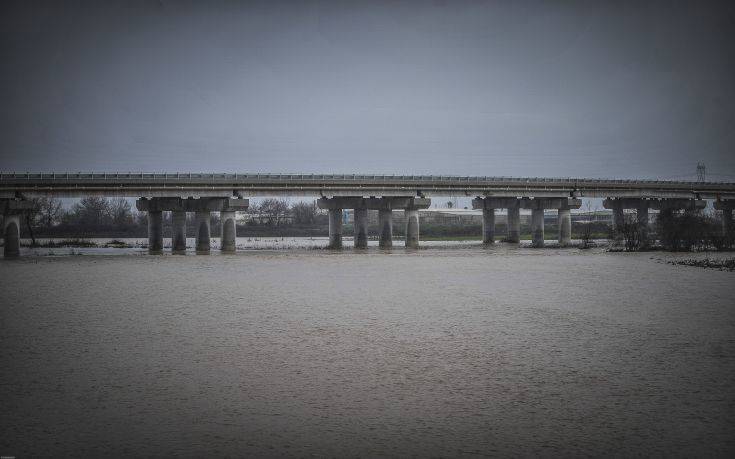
left=1, top=172, right=734, bottom=199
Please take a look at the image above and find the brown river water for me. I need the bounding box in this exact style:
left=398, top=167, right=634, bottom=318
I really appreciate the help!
left=1, top=242, right=734, bottom=456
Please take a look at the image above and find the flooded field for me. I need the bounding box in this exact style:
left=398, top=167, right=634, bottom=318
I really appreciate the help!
left=1, top=244, right=734, bottom=456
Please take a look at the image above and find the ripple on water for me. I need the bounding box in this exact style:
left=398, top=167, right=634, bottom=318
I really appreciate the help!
left=1, top=247, right=734, bottom=456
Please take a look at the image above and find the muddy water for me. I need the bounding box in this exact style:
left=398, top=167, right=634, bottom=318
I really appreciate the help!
left=1, top=248, right=734, bottom=456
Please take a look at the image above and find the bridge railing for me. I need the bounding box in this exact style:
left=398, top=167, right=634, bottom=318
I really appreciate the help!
left=0, top=172, right=733, bottom=186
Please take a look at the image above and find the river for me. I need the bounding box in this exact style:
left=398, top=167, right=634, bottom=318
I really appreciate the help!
left=1, top=243, right=734, bottom=456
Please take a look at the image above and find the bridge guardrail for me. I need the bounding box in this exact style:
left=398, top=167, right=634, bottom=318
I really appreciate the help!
left=0, top=171, right=733, bottom=185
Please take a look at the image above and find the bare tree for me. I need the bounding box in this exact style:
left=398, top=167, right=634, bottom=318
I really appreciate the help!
left=65, top=197, right=112, bottom=227
left=257, top=198, right=290, bottom=226
left=656, top=208, right=725, bottom=251
left=109, top=198, right=134, bottom=227
left=35, top=197, right=63, bottom=228
left=20, top=197, right=63, bottom=245
left=24, top=199, right=41, bottom=246
left=291, top=201, right=318, bottom=225
left=620, top=214, right=642, bottom=251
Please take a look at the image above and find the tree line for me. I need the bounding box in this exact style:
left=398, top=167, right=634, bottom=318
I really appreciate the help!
left=14, top=197, right=325, bottom=240
left=21, top=197, right=141, bottom=241
left=617, top=210, right=731, bottom=252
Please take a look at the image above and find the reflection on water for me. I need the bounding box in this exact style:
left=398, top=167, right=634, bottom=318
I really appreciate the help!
left=1, top=247, right=734, bottom=456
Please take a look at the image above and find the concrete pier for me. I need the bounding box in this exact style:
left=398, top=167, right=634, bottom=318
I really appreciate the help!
left=531, top=208, right=545, bottom=247
left=171, top=211, right=187, bottom=254
left=318, top=196, right=429, bottom=250
left=723, top=209, right=733, bottom=239
left=195, top=211, right=211, bottom=254
left=2, top=199, right=33, bottom=258
left=558, top=208, right=571, bottom=246
left=147, top=210, right=163, bottom=255
left=714, top=200, right=734, bottom=243
left=507, top=206, right=520, bottom=243
left=328, top=209, right=343, bottom=249
left=378, top=209, right=393, bottom=248
left=3, top=213, right=21, bottom=258
left=518, top=197, right=581, bottom=248
left=472, top=197, right=522, bottom=243
left=405, top=208, right=420, bottom=248
left=637, top=200, right=649, bottom=246
left=482, top=208, right=495, bottom=244
left=137, top=197, right=248, bottom=255
left=612, top=203, right=624, bottom=239
left=353, top=207, right=368, bottom=249
left=220, top=210, right=236, bottom=253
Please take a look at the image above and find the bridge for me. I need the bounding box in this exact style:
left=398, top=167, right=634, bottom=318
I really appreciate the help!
left=2, top=172, right=734, bottom=257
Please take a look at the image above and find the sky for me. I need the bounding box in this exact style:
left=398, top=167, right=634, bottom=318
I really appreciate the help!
left=1, top=0, right=734, bottom=180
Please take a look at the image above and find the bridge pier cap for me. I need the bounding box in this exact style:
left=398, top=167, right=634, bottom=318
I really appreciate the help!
left=473, top=197, right=581, bottom=210
left=317, top=196, right=430, bottom=210
left=136, top=197, right=248, bottom=212
left=518, top=197, right=582, bottom=210
left=603, top=197, right=705, bottom=211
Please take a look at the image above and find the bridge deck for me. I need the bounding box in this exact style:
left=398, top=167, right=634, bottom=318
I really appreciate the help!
left=1, top=172, right=734, bottom=199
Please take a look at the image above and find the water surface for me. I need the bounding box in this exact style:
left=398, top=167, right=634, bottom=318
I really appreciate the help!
left=1, top=247, right=734, bottom=456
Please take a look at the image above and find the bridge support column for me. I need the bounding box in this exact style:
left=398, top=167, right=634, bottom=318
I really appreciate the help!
left=473, top=197, right=522, bottom=244
left=171, top=211, right=187, bottom=254
left=318, top=196, right=428, bottom=250
left=612, top=204, right=624, bottom=240
left=531, top=208, right=545, bottom=248
left=195, top=211, right=211, bottom=254
left=637, top=201, right=649, bottom=247
left=2, top=200, right=33, bottom=258
left=714, top=200, right=734, bottom=246
left=328, top=209, right=343, bottom=249
left=136, top=197, right=246, bottom=255
left=354, top=207, right=368, bottom=249
left=558, top=208, right=571, bottom=246
left=3, top=213, right=21, bottom=258
left=405, top=208, right=420, bottom=248
left=482, top=208, right=495, bottom=244
left=220, top=211, right=236, bottom=253
left=724, top=209, right=733, bottom=241
left=147, top=211, right=163, bottom=255
left=521, top=197, right=580, bottom=248
left=378, top=209, right=393, bottom=248
left=507, top=206, right=520, bottom=243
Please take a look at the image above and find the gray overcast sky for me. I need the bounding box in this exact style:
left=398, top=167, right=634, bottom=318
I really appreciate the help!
left=1, top=0, right=734, bottom=179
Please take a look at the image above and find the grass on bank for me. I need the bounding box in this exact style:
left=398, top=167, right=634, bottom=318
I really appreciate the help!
left=668, top=257, right=735, bottom=271
left=19, top=239, right=134, bottom=248
left=21, top=238, right=98, bottom=248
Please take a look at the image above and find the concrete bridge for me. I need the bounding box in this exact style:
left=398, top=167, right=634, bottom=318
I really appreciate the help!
left=2, top=172, right=735, bottom=257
